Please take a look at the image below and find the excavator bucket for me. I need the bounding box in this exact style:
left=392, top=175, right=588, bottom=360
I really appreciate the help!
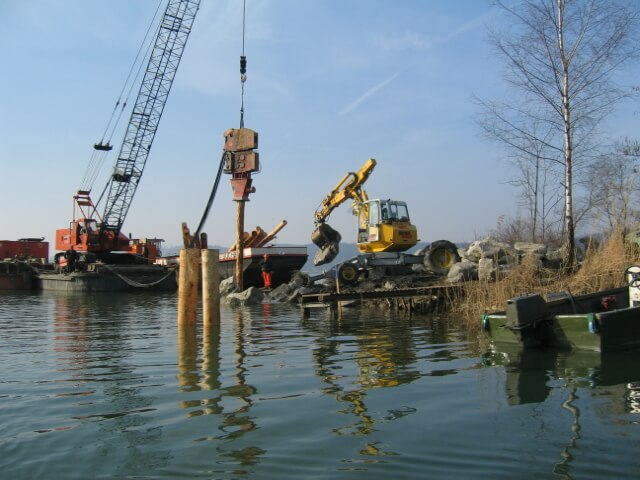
left=312, top=223, right=342, bottom=266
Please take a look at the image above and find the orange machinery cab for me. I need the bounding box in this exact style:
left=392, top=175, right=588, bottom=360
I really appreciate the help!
left=55, top=219, right=162, bottom=262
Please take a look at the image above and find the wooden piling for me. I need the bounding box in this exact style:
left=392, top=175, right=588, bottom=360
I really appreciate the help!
left=202, top=248, right=220, bottom=325
left=178, top=248, right=200, bottom=324
left=235, top=200, right=245, bottom=289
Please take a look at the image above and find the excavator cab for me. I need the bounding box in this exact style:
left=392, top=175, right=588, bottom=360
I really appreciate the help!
left=356, top=199, right=418, bottom=253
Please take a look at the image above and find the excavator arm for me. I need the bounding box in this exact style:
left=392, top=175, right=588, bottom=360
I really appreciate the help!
left=314, top=158, right=376, bottom=225
left=311, top=158, right=376, bottom=265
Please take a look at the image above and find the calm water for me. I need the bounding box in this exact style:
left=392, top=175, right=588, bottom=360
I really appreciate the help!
left=1, top=291, right=639, bottom=479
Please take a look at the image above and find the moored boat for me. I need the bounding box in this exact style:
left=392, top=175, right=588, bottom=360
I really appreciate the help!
left=219, top=246, right=308, bottom=289
left=481, top=280, right=640, bottom=352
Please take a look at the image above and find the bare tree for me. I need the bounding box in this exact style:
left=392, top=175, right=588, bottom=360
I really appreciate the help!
left=586, top=139, right=640, bottom=235
left=476, top=0, right=640, bottom=266
left=479, top=114, right=563, bottom=242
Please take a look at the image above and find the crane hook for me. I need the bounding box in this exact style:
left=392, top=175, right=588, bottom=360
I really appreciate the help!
left=240, top=55, right=247, bottom=84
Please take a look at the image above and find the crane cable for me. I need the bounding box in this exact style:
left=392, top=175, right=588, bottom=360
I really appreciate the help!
left=79, top=0, right=164, bottom=194
left=239, top=0, right=247, bottom=128
left=191, top=0, right=248, bottom=245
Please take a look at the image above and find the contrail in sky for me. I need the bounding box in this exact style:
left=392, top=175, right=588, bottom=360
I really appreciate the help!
left=338, top=70, right=402, bottom=116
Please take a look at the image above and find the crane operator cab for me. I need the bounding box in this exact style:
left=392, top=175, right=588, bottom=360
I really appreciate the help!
left=356, top=199, right=418, bottom=253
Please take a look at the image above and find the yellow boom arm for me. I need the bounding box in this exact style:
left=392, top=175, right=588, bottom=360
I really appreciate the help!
left=314, top=158, right=376, bottom=225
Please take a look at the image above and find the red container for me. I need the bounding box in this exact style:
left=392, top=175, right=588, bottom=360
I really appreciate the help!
left=0, top=239, right=49, bottom=262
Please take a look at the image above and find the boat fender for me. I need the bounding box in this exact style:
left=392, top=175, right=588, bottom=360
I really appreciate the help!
left=587, top=313, right=598, bottom=334
left=481, top=313, right=489, bottom=331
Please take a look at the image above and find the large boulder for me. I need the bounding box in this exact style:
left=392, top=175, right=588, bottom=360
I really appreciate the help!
left=286, top=285, right=323, bottom=303
left=514, top=242, right=547, bottom=257
left=219, top=276, right=238, bottom=296
left=225, top=286, right=264, bottom=306
left=477, top=258, right=495, bottom=282
left=464, top=238, right=517, bottom=264
left=265, top=282, right=293, bottom=303
left=446, top=260, right=478, bottom=283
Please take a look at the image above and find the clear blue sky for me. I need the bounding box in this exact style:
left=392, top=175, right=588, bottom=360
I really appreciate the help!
left=1, top=1, right=637, bottom=250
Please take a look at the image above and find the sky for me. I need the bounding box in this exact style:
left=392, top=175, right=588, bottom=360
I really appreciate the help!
left=1, top=0, right=638, bottom=252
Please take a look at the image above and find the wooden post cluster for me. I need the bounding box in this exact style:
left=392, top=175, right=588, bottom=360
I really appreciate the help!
left=177, top=223, right=221, bottom=325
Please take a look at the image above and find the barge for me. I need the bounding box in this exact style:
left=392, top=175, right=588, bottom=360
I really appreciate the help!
left=35, top=262, right=177, bottom=293
left=219, top=246, right=308, bottom=289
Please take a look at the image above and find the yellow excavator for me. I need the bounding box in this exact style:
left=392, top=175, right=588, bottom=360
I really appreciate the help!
left=311, top=158, right=460, bottom=284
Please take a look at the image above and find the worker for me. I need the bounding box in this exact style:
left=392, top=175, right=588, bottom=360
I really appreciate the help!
left=259, top=254, right=274, bottom=289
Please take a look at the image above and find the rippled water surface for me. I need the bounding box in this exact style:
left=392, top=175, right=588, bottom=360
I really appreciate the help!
left=1, top=291, right=639, bottom=479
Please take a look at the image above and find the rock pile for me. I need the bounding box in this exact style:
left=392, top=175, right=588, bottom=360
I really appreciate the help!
left=218, top=237, right=577, bottom=306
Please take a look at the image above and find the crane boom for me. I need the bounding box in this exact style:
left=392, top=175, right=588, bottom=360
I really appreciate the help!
left=55, top=0, right=200, bottom=262
left=100, top=0, right=200, bottom=235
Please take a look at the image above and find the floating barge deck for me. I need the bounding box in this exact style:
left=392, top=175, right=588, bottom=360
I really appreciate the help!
left=300, top=284, right=463, bottom=315
left=35, top=263, right=177, bottom=293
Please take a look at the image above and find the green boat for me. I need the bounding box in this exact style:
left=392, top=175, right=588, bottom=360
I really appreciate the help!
left=481, top=282, right=640, bottom=352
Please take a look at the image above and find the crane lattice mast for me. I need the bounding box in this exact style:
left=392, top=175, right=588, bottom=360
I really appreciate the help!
left=100, top=0, right=200, bottom=235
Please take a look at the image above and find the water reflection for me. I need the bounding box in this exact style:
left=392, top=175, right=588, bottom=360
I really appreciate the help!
left=304, top=309, right=432, bottom=437
left=176, top=308, right=260, bottom=466
left=52, top=292, right=172, bottom=473
left=483, top=344, right=640, bottom=407
left=483, top=344, right=640, bottom=479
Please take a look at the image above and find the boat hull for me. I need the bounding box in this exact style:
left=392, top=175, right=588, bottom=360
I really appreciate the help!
left=219, top=246, right=308, bottom=289
left=482, top=287, right=640, bottom=352
left=0, top=261, right=34, bottom=290
left=35, top=264, right=177, bottom=293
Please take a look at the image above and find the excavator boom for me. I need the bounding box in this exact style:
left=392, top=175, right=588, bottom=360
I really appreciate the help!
left=312, top=159, right=376, bottom=265
left=314, top=158, right=376, bottom=225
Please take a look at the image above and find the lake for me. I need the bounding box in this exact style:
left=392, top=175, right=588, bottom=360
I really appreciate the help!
left=1, top=290, right=639, bottom=479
